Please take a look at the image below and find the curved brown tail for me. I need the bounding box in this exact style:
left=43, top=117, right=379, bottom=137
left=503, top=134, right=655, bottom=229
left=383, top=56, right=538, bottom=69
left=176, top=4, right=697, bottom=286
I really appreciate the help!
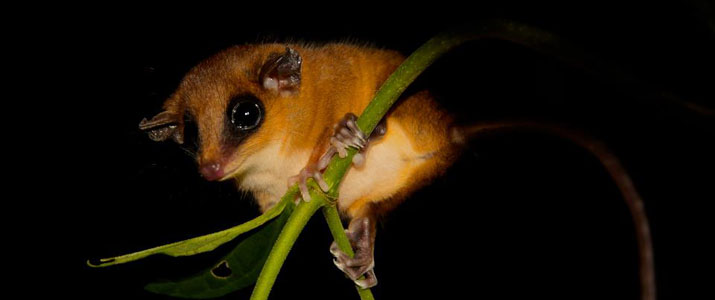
left=456, top=121, right=656, bottom=300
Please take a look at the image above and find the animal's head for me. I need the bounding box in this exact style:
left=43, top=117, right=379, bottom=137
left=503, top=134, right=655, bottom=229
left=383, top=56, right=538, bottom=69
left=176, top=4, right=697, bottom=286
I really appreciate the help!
left=139, top=45, right=302, bottom=181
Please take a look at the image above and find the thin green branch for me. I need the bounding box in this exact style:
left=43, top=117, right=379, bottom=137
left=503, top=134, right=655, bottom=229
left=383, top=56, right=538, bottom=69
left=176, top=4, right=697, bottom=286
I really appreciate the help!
left=250, top=27, right=482, bottom=300
left=250, top=186, right=326, bottom=300
left=322, top=206, right=375, bottom=300
left=321, top=205, right=354, bottom=256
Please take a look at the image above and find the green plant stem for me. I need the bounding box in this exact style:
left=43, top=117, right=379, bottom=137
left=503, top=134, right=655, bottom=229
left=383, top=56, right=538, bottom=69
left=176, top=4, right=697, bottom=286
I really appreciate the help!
left=250, top=189, right=325, bottom=300
left=322, top=206, right=375, bottom=300
left=250, top=30, right=477, bottom=300
left=251, top=19, right=573, bottom=300
left=322, top=205, right=354, bottom=256
left=314, top=28, right=482, bottom=300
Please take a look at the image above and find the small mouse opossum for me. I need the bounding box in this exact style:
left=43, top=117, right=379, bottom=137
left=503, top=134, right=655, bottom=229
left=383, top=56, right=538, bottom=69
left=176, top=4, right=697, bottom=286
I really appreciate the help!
left=139, top=43, right=654, bottom=299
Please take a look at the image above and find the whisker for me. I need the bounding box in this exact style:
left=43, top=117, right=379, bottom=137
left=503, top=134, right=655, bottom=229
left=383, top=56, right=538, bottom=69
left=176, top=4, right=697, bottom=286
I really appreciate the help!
left=179, top=146, right=197, bottom=159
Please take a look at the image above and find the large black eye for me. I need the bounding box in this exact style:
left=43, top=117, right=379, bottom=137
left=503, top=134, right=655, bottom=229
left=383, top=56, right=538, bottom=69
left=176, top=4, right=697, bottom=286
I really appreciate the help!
left=228, top=95, right=263, bottom=131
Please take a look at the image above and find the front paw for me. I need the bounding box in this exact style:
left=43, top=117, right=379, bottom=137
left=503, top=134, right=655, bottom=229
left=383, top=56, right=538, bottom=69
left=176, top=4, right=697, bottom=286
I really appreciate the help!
left=318, top=113, right=377, bottom=170
left=332, top=113, right=367, bottom=157
left=287, top=165, right=329, bottom=202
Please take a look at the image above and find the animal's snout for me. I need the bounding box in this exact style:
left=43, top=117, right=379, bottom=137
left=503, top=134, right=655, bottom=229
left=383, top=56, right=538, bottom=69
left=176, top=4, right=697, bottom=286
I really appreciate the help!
left=199, top=162, right=224, bottom=181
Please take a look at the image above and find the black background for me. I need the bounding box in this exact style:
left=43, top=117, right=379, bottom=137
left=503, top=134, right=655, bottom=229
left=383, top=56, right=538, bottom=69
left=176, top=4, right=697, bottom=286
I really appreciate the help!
left=49, top=1, right=714, bottom=299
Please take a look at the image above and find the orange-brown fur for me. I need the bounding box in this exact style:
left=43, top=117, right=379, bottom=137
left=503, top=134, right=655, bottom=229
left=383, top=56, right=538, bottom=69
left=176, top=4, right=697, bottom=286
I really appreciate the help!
left=148, top=42, right=655, bottom=298
left=160, top=43, right=459, bottom=219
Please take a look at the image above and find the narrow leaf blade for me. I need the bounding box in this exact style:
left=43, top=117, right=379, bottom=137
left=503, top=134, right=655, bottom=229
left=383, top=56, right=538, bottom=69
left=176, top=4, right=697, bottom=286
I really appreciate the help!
left=144, top=202, right=294, bottom=298
left=87, top=197, right=289, bottom=268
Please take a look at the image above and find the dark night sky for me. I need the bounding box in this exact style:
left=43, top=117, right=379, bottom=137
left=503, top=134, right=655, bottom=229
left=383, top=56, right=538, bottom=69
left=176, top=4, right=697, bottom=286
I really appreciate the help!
left=41, top=1, right=714, bottom=299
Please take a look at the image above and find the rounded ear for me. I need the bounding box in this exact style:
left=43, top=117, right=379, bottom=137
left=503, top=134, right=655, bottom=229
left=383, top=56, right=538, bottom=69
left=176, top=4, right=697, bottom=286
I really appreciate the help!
left=258, top=47, right=302, bottom=95
left=139, top=110, right=185, bottom=144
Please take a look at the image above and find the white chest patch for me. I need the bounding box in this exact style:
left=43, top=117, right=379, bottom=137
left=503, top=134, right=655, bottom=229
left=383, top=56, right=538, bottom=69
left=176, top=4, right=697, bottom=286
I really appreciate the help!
left=236, top=143, right=309, bottom=205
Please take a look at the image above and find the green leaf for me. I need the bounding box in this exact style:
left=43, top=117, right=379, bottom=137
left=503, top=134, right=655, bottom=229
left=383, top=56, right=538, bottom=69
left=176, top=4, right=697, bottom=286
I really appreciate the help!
left=145, top=202, right=294, bottom=298
left=87, top=191, right=294, bottom=268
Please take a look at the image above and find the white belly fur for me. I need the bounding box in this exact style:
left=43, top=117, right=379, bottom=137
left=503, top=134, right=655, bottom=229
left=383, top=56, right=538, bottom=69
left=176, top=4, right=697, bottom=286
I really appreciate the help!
left=239, top=119, right=424, bottom=214
left=337, top=120, right=424, bottom=212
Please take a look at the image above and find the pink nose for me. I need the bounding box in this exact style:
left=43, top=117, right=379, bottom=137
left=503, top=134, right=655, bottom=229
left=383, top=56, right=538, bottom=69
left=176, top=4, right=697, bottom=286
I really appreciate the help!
left=199, top=162, right=224, bottom=181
